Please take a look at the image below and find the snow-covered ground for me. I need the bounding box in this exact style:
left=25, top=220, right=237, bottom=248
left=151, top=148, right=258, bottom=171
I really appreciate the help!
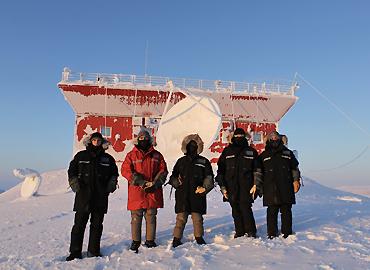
left=1, top=170, right=369, bottom=270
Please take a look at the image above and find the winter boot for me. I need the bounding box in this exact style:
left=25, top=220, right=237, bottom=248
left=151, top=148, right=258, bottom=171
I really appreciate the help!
left=246, top=232, right=257, bottom=238
left=66, top=252, right=82, bottom=261
left=144, top=240, right=157, bottom=248
left=87, top=251, right=102, bottom=257
left=172, top=237, right=183, bottom=248
left=195, top=237, right=206, bottom=245
left=234, top=233, right=245, bottom=239
left=130, top=240, right=141, bottom=253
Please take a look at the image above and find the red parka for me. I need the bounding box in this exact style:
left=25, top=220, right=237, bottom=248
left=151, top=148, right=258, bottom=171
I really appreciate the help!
left=121, top=145, right=168, bottom=210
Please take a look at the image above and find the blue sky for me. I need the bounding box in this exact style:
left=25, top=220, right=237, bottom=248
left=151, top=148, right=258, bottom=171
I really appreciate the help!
left=0, top=0, right=369, bottom=190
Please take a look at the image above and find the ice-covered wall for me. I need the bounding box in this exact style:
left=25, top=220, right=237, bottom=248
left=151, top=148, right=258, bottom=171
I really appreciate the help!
left=59, top=84, right=297, bottom=122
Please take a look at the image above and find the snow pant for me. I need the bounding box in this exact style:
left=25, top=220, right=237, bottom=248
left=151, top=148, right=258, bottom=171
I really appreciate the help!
left=131, top=208, right=157, bottom=242
left=229, top=201, right=256, bottom=236
left=173, top=212, right=204, bottom=239
left=267, top=204, right=292, bottom=237
left=69, top=211, right=105, bottom=255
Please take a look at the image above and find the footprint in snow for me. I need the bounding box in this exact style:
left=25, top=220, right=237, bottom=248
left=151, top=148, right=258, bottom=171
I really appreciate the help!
left=306, top=233, right=328, bottom=241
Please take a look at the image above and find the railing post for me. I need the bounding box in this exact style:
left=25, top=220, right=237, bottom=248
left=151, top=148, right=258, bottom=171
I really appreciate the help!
left=62, top=67, right=70, bottom=81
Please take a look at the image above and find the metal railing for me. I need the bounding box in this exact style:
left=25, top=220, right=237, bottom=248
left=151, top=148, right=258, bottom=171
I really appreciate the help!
left=60, top=67, right=298, bottom=95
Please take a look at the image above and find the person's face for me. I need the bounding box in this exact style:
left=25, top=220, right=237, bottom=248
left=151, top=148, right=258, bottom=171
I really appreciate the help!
left=269, top=134, right=280, bottom=141
left=91, top=138, right=102, bottom=146
left=138, top=135, right=149, bottom=142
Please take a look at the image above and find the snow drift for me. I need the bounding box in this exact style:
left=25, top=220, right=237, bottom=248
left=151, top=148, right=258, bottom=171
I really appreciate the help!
left=0, top=171, right=369, bottom=269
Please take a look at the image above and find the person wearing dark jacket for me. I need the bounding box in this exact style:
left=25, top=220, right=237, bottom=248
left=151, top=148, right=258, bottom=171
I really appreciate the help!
left=169, top=134, right=214, bottom=248
left=251, top=131, right=301, bottom=239
left=66, top=132, right=119, bottom=261
left=215, top=128, right=259, bottom=238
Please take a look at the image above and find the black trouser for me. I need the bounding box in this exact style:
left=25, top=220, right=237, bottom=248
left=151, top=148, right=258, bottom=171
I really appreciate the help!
left=267, top=204, right=292, bottom=237
left=229, top=201, right=256, bottom=236
left=69, top=211, right=105, bottom=255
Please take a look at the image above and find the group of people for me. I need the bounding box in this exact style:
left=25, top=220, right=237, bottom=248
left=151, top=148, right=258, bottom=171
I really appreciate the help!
left=65, top=127, right=301, bottom=260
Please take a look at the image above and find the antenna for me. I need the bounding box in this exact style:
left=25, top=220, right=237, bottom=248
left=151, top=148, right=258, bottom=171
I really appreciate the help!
left=144, top=40, right=149, bottom=76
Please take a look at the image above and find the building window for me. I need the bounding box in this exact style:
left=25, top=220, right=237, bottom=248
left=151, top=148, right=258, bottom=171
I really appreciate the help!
left=252, top=132, right=263, bottom=144
left=101, top=126, right=111, bottom=138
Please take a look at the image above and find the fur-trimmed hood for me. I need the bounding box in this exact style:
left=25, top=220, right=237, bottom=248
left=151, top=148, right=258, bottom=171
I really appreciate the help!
left=228, top=129, right=251, bottom=144
left=83, top=134, right=110, bottom=150
left=181, top=134, right=204, bottom=154
left=263, top=130, right=281, bottom=145
left=132, top=127, right=154, bottom=146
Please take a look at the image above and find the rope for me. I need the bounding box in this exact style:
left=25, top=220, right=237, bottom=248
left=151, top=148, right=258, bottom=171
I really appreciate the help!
left=230, top=84, right=236, bottom=128
left=297, top=73, right=370, bottom=138
left=133, top=87, right=138, bottom=118
left=308, top=145, right=370, bottom=172
left=104, top=86, right=107, bottom=133
left=296, top=73, right=370, bottom=171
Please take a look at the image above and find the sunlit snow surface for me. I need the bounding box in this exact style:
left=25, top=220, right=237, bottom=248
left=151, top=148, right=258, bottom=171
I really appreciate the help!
left=0, top=170, right=370, bottom=269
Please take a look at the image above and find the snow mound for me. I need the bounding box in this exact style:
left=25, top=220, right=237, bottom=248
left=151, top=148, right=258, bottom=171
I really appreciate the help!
left=336, top=196, right=362, bottom=202
left=0, top=169, right=69, bottom=203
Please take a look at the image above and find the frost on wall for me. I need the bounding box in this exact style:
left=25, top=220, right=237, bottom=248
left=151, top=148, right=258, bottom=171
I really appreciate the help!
left=76, top=115, right=132, bottom=154
left=209, top=121, right=277, bottom=163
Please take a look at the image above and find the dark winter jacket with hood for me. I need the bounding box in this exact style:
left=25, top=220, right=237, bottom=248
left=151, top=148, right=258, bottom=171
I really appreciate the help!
left=215, top=133, right=258, bottom=204
left=169, top=134, right=214, bottom=215
left=68, top=134, right=119, bottom=213
left=257, top=138, right=300, bottom=206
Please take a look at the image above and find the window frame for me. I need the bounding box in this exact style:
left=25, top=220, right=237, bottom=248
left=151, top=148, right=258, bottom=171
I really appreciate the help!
left=100, top=126, right=112, bottom=138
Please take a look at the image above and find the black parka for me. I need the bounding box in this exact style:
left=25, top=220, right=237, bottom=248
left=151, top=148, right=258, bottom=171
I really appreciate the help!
left=216, top=143, right=258, bottom=204
left=170, top=155, right=214, bottom=214
left=257, top=144, right=299, bottom=206
left=68, top=146, right=119, bottom=213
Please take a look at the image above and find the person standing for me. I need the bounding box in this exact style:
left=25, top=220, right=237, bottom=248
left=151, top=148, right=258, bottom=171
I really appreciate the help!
left=66, top=132, right=119, bottom=261
left=251, top=131, right=301, bottom=239
left=215, top=128, right=259, bottom=238
left=121, top=128, right=168, bottom=253
left=169, top=134, right=214, bottom=247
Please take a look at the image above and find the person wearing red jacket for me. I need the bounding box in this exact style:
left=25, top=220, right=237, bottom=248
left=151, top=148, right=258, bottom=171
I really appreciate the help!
left=121, top=128, right=168, bottom=253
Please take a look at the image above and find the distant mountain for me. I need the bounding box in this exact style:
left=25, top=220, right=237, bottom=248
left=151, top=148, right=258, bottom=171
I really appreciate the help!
left=336, top=185, right=370, bottom=198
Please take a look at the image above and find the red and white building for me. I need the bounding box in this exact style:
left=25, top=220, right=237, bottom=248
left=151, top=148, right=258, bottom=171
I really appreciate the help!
left=58, top=68, right=298, bottom=165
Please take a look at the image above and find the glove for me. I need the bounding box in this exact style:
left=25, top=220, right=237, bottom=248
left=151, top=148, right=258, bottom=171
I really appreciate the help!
left=144, top=171, right=167, bottom=193
left=250, top=185, right=257, bottom=199
left=202, top=175, right=214, bottom=193
left=293, top=180, right=301, bottom=193
left=143, top=181, right=162, bottom=193
left=69, top=177, right=80, bottom=193
left=132, top=172, right=146, bottom=187
left=107, top=176, right=118, bottom=193
left=220, top=186, right=228, bottom=200
left=154, top=172, right=167, bottom=185
left=169, top=175, right=183, bottom=189
left=195, top=186, right=206, bottom=194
